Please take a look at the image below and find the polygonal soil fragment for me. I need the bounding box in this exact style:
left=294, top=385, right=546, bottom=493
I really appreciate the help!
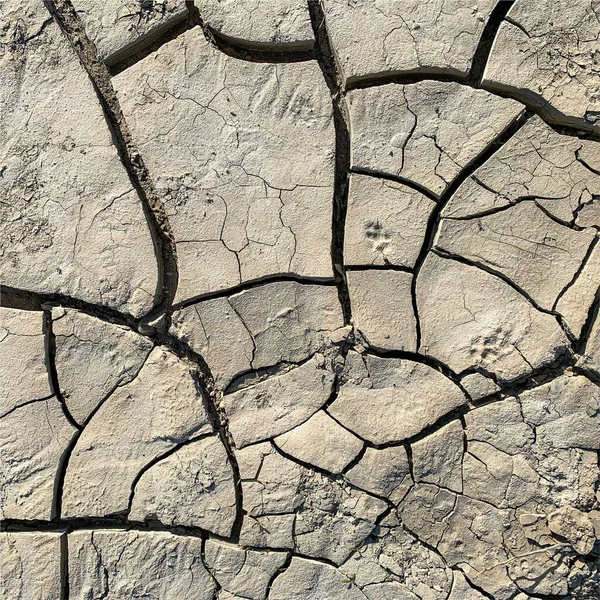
left=436, top=200, right=596, bottom=311
left=204, top=540, right=288, bottom=600
left=52, top=307, right=153, bottom=424
left=483, top=0, right=600, bottom=129
left=323, top=0, right=497, bottom=83
left=270, top=557, right=368, bottom=600
left=0, top=532, right=63, bottom=600
left=417, top=253, right=569, bottom=381
left=347, top=270, right=416, bottom=351
left=61, top=346, right=213, bottom=517
left=347, top=81, right=523, bottom=196
left=196, top=0, right=313, bottom=47
left=344, top=173, right=435, bottom=267
left=412, top=419, right=464, bottom=493
left=113, top=30, right=334, bottom=303
left=274, top=409, right=363, bottom=474
left=345, top=445, right=413, bottom=503
left=442, top=115, right=600, bottom=223
left=1, top=397, right=75, bottom=520
left=222, top=353, right=336, bottom=448
left=68, top=530, right=216, bottom=599
left=72, top=0, right=188, bottom=65
left=170, top=281, right=343, bottom=389
left=329, top=351, right=467, bottom=444
left=0, top=0, right=158, bottom=318
left=129, top=434, right=236, bottom=535
left=0, top=307, right=51, bottom=416
left=237, top=442, right=387, bottom=562
left=341, top=511, right=453, bottom=600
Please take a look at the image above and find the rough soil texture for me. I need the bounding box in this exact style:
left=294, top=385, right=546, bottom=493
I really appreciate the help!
left=2, top=1, right=600, bottom=599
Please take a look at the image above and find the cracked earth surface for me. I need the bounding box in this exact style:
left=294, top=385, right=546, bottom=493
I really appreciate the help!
left=2, top=1, right=600, bottom=599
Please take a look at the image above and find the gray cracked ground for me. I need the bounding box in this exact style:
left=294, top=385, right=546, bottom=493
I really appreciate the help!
left=1, top=1, right=600, bottom=599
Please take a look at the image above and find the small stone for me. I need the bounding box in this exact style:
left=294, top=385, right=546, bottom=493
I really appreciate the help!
left=460, top=372, right=500, bottom=401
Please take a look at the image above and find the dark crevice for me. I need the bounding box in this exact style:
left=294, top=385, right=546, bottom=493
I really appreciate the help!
left=575, top=282, right=600, bottom=356
left=1, top=286, right=134, bottom=328
left=105, top=3, right=193, bottom=74
left=308, top=0, right=352, bottom=326
left=265, top=552, right=293, bottom=598
left=410, top=109, right=531, bottom=350
left=60, top=532, right=69, bottom=600
left=45, top=0, right=179, bottom=329
left=345, top=67, right=468, bottom=91
left=349, top=166, right=440, bottom=203
left=345, top=264, right=414, bottom=273
left=42, top=310, right=81, bottom=431
left=0, top=286, right=43, bottom=311
left=0, top=395, right=56, bottom=421
left=172, top=274, right=336, bottom=312
left=187, top=2, right=315, bottom=63
left=466, top=0, right=515, bottom=86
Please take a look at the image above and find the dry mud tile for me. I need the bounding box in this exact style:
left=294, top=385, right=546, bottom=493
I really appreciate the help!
left=68, top=529, right=215, bottom=599
left=270, top=556, right=368, bottom=600
left=61, top=346, right=213, bottom=518
left=236, top=442, right=387, bottom=563
left=340, top=512, right=453, bottom=599
left=345, top=446, right=413, bottom=504
left=344, top=173, right=436, bottom=267
left=112, top=29, right=335, bottom=303
left=196, top=0, right=313, bottom=48
left=0, top=532, right=63, bottom=600
left=482, top=0, right=600, bottom=130
left=204, top=539, right=288, bottom=600
left=51, top=307, right=153, bottom=425
left=0, top=397, right=76, bottom=520
left=72, top=0, right=189, bottom=65
left=129, top=434, right=236, bottom=535
left=329, top=350, right=467, bottom=444
left=323, top=0, right=497, bottom=84
left=170, top=281, right=343, bottom=389
left=436, top=201, right=596, bottom=312
left=273, top=410, right=363, bottom=474
left=416, top=252, right=569, bottom=382
left=222, top=354, right=336, bottom=448
left=443, top=116, right=600, bottom=223
left=347, top=81, right=523, bottom=197
left=0, top=0, right=158, bottom=318
left=347, top=270, right=417, bottom=352
left=0, top=307, right=51, bottom=416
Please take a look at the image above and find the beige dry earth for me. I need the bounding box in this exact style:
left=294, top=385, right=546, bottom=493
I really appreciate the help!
left=2, top=1, right=600, bottom=599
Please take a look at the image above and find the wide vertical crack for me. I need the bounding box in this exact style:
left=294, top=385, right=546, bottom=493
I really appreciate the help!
left=44, top=0, right=179, bottom=330
left=466, top=0, right=516, bottom=87
left=308, top=0, right=352, bottom=325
